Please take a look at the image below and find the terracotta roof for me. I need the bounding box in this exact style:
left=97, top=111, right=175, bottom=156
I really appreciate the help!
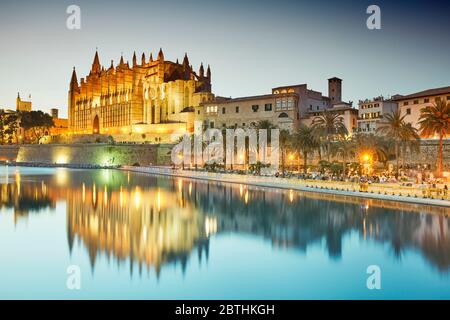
left=394, top=86, right=450, bottom=100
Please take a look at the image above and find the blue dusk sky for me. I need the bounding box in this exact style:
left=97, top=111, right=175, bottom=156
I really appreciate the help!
left=0, top=0, right=449, bottom=117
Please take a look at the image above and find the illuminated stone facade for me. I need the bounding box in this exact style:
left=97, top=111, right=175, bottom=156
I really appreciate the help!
left=68, top=50, right=214, bottom=141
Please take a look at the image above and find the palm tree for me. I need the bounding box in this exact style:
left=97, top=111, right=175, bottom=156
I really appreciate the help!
left=312, top=110, right=348, bottom=162
left=253, top=120, right=278, bottom=166
left=332, top=137, right=355, bottom=178
left=418, top=99, right=450, bottom=177
left=279, top=129, right=291, bottom=176
left=377, top=110, right=419, bottom=178
left=292, top=125, right=318, bottom=174
left=354, top=133, right=391, bottom=166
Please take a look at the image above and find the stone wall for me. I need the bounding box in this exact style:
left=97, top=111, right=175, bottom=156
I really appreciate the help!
left=404, top=139, right=450, bottom=169
left=0, top=145, right=20, bottom=161
left=0, top=143, right=174, bottom=166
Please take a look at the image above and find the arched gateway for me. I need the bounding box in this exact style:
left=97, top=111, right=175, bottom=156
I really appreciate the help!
left=93, top=115, right=100, bottom=134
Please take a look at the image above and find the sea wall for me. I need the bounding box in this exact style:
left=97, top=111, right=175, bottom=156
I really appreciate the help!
left=2, top=143, right=174, bottom=166
left=0, top=145, right=20, bottom=161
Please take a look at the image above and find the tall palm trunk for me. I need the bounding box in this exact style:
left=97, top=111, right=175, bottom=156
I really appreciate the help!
left=342, top=155, right=347, bottom=178
left=303, top=151, right=308, bottom=174
left=438, top=132, right=444, bottom=177
left=327, top=141, right=331, bottom=162
left=395, top=142, right=400, bottom=178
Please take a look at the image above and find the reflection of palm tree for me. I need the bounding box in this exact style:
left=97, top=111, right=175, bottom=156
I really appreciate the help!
left=418, top=99, right=450, bottom=177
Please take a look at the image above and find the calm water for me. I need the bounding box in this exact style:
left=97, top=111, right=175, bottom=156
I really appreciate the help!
left=0, top=166, right=450, bottom=299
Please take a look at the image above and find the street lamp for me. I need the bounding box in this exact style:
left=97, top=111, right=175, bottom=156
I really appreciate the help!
left=360, top=152, right=373, bottom=175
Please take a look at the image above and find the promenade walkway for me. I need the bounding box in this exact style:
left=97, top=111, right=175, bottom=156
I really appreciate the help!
left=120, top=166, right=450, bottom=208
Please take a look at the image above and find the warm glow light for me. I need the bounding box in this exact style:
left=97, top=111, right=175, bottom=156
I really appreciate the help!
left=289, top=189, right=294, bottom=202
left=119, top=186, right=124, bottom=208
left=82, top=183, right=86, bottom=203
left=289, top=154, right=294, bottom=161
left=93, top=183, right=97, bottom=205
left=361, top=153, right=372, bottom=163
left=157, top=189, right=161, bottom=212
left=56, top=168, right=68, bottom=185
left=103, top=186, right=108, bottom=206
left=135, top=187, right=141, bottom=209
left=55, top=153, right=68, bottom=165
left=244, top=190, right=249, bottom=204
left=15, top=170, right=21, bottom=196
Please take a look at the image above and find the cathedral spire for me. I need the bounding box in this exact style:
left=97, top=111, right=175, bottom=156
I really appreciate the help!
left=132, top=51, right=137, bottom=67
left=119, top=53, right=124, bottom=65
left=150, top=53, right=154, bottom=62
left=157, top=48, right=164, bottom=61
left=91, top=50, right=101, bottom=74
left=199, top=63, right=204, bottom=77
left=141, top=52, right=146, bottom=65
left=207, top=64, right=211, bottom=79
left=70, top=67, right=79, bottom=89
left=182, top=52, right=189, bottom=66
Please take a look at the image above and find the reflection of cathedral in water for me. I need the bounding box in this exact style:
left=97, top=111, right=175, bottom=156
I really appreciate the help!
left=1, top=168, right=450, bottom=274
left=66, top=181, right=214, bottom=275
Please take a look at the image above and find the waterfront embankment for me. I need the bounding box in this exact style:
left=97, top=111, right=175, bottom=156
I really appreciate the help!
left=0, top=143, right=173, bottom=166
left=120, top=166, right=450, bottom=209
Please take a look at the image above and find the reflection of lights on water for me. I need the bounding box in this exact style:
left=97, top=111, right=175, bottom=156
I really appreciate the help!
left=135, top=187, right=141, bottom=209
left=93, top=183, right=97, bottom=205
left=363, top=218, right=367, bottom=239
left=142, top=225, right=148, bottom=240
left=104, top=185, right=108, bottom=207
left=15, top=170, right=21, bottom=195
left=178, top=179, right=183, bottom=193
left=244, top=191, right=249, bottom=204
left=289, top=189, right=294, bottom=203
left=41, top=181, right=47, bottom=196
left=101, top=169, right=111, bottom=182
left=239, top=184, right=244, bottom=197
left=119, top=186, right=123, bottom=208
left=82, top=183, right=86, bottom=203
left=189, top=182, right=192, bottom=196
left=56, top=168, right=68, bottom=185
left=157, top=190, right=161, bottom=211
left=205, top=216, right=218, bottom=236
left=158, top=226, right=164, bottom=246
